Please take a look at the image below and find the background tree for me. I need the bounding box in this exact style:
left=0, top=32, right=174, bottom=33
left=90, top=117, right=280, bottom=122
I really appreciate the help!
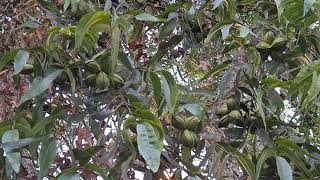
left=1, top=0, right=320, bottom=179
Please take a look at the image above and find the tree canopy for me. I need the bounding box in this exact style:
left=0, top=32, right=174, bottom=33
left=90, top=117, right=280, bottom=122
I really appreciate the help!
left=1, top=0, right=320, bottom=179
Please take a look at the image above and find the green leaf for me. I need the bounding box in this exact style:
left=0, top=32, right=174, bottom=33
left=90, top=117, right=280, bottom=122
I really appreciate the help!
left=198, top=60, right=231, bottom=82
left=31, top=113, right=60, bottom=136
left=161, top=71, right=178, bottom=115
left=0, top=49, right=21, bottom=71
left=303, top=0, right=316, bottom=16
left=135, top=13, right=161, bottom=22
left=221, top=24, right=232, bottom=39
left=213, top=0, right=224, bottom=9
left=302, top=71, right=320, bottom=109
left=275, top=138, right=313, bottom=158
left=58, top=171, right=80, bottom=180
left=205, top=20, right=237, bottom=44
left=2, top=130, right=21, bottom=173
left=256, top=89, right=266, bottom=130
left=74, top=146, right=104, bottom=166
left=255, top=149, right=275, bottom=180
left=110, top=26, right=121, bottom=75
left=74, top=11, right=111, bottom=50
left=159, top=18, right=176, bottom=40
left=177, top=103, right=205, bottom=119
left=276, top=157, right=293, bottom=180
left=218, top=143, right=256, bottom=178
left=150, top=72, right=162, bottom=107
left=38, top=138, right=58, bottom=180
left=278, top=146, right=314, bottom=178
left=20, top=69, right=63, bottom=104
left=137, top=122, right=163, bottom=172
left=150, top=35, right=183, bottom=63
left=262, top=77, right=289, bottom=88
left=239, top=26, right=252, bottom=38
left=82, top=163, right=108, bottom=179
left=66, top=68, right=76, bottom=96
left=1, top=138, right=33, bottom=152
left=274, top=0, right=284, bottom=18
left=13, top=50, right=30, bottom=75
left=118, top=52, right=134, bottom=70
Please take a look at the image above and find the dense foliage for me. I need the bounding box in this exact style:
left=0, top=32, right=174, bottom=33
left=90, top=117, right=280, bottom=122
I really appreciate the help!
left=1, top=0, right=320, bottom=179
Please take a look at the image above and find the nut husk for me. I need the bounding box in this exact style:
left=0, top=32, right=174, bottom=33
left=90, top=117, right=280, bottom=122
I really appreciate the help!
left=185, top=116, right=200, bottom=130
left=172, top=116, right=186, bottom=130
left=180, top=129, right=199, bottom=148
left=216, top=104, right=229, bottom=117
left=85, top=61, right=101, bottom=73
left=227, top=97, right=237, bottom=110
left=263, top=31, right=275, bottom=44
left=229, top=110, right=242, bottom=120
left=96, top=72, right=110, bottom=90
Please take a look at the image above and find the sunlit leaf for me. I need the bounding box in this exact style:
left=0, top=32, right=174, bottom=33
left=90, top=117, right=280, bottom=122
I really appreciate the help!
left=13, top=50, right=29, bottom=75
left=135, top=13, right=161, bottom=22
left=137, top=122, right=163, bottom=172
left=213, top=0, right=224, bottom=9
left=38, top=138, right=58, bottom=180
left=276, top=157, right=293, bottom=180
left=74, top=11, right=111, bottom=50
left=2, top=129, right=21, bottom=173
left=205, top=20, right=237, bottom=44
left=304, top=0, right=316, bottom=16
left=150, top=72, right=162, bottom=107
left=255, top=149, right=275, bottom=180
left=161, top=70, right=178, bottom=115
left=198, top=60, right=231, bottom=82
left=20, top=69, right=63, bottom=104
left=110, top=26, right=121, bottom=74
left=57, top=171, right=80, bottom=180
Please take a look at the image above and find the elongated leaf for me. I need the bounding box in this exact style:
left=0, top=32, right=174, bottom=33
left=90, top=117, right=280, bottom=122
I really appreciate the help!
left=118, top=52, right=134, bottom=70
left=274, top=0, right=284, bottom=18
left=303, top=0, right=316, bottom=16
left=198, top=60, right=231, bottom=82
left=137, top=122, right=163, bottom=172
left=213, top=0, right=224, bottom=9
left=275, top=138, right=312, bottom=158
left=38, top=138, right=58, bottom=180
left=256, top=89, right=266, bottom=130
left=13, top=50, right=30, bottom=75
left=2, top=130, right=21, bottom=173
left=205, top=20, right=237, bottom=44
left=177, top=103, right=205, bottom=119
left=110, top=26, right=121, bottom=74
left=31, top=113, right=60, bottom=136
left=276, top=157, right=293, bottom=180
left=302, top=71, right=320, bottom=109
left=151, top=35, right=183, bottom=63
left=218, top=143, right=256, bottom=178
left=66, top=68, right=76, bottom=96
left=58, top=171, right=80, bottom=180
left=0, top=138, right=33, bottom=152
left=135, top=13, right=161, bottom=22
left=161, top=71, right=178, bottom=115
left=221, top=24, right=232, bottom=39
left=0, top=49, right=21, bottom=71
left=74, top=11, right=111, bottom=50
left=150, top=72, right=162, bottom=107
left=278, top=146, right=314, bottom=178
left=74, top=146, right=104, bottom=166
left=159, top=18, right=176, bottom=40
left=20, top=69, right=63, bottom=104
left=255, top=149, right=275, bottom=180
